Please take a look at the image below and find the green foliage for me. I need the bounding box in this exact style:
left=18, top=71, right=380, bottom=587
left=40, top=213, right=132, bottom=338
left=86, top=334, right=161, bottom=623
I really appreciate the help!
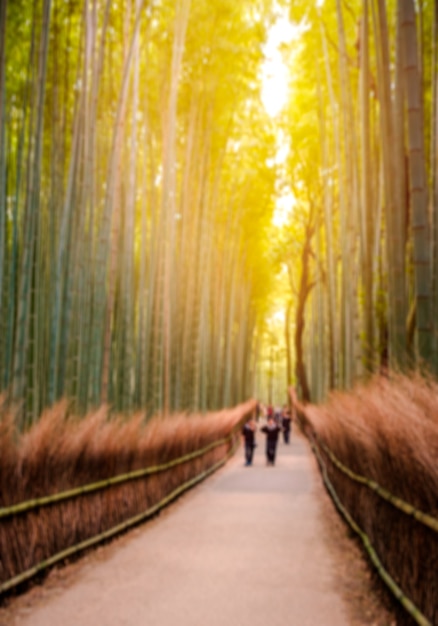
left=282, top=0, right=438, bottom=401
left=0, top=0, right=280, bottom=423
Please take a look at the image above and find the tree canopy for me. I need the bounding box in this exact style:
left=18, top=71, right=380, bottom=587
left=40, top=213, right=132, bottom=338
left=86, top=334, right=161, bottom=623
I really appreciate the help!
left=1, top=0, right=438, bottom=420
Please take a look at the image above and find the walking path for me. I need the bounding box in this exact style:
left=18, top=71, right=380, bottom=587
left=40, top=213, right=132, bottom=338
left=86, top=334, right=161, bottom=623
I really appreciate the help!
left=4, top=431, right=391, bottom=626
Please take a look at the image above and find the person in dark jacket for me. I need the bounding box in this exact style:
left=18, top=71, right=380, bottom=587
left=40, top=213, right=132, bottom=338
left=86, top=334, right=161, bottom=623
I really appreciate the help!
left=281, top=407, right=292, bottom=444
left=242, top=416, right=257, bottom=466
left=261, top=416, right=282, bottom=465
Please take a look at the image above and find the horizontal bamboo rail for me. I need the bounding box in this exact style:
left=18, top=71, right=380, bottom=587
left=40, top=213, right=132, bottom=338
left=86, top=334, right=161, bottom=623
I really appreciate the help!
left=0, top=435, right=232, bottom=520
left=310, top=438, right=432, bottom=626
left=289, top=392, right=434, bottom=626
left=290, top=394, right=438, bottom=533
left=0, top=432, right=240, bottom=595
left=318, top=437, right=438, bottom=533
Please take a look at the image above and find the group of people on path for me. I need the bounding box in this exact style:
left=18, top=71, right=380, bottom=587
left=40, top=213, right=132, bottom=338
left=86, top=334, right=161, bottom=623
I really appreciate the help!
left=241, top=404, right=293, bottom=467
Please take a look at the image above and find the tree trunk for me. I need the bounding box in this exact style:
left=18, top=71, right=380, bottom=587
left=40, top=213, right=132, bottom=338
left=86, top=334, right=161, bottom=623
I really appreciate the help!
left=294, top=220, right=314, bottom=403
left=399, top=0, right=432, bottom=363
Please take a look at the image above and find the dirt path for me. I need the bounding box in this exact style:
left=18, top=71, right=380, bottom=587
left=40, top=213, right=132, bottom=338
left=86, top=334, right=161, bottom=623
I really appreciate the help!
left=2, top=431, right=395, bottom=626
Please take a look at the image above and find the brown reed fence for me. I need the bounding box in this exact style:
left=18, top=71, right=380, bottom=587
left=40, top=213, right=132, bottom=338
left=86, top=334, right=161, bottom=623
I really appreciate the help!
left=290, top=375, right=438, bottom=626
left=0, top=399, right=255, bottom=596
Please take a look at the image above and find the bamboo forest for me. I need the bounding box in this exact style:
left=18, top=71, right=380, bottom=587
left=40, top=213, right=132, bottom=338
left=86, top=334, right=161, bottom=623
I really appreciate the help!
left=1, top=0, right=438, bottom=421
left=4, top=1, right=438, bottom=624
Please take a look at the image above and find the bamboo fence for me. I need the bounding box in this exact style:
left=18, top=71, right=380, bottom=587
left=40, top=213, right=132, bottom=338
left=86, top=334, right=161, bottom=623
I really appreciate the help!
left=0, top=408, right=251, bottom=595
left=291, top=392, right=436, bottom=626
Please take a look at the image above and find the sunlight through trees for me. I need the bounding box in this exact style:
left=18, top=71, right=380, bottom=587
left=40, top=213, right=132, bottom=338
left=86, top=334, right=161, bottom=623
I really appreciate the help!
left=1, top=0, right=438, bottom=421
left=282, top=0, right=438, bottom=402
left=0, top=0, right=281, bottom=423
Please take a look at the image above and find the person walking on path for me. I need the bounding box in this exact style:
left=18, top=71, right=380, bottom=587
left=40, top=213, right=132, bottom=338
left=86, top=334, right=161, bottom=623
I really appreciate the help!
left=281, top=407, right=292, bottom=444
left=261, top=416, right=282, bottom=465
left=242, top=416, right=257, bottom=466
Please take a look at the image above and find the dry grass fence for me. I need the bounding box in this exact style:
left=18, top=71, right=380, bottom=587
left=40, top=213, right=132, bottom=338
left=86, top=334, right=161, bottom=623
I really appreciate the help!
left=291, top=374, right=438, bottom=626
left=0, top=398, right=255, bottom=596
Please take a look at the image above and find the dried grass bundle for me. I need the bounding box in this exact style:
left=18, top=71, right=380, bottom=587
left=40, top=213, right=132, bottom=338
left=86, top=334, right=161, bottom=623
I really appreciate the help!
left=298, top=375, right=438, bottom=625
left=0, top=400, right=254, bottom=592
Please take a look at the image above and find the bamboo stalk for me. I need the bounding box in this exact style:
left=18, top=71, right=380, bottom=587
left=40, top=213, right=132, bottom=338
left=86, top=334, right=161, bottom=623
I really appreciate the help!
left=359, top=0, right=375, bottom=373
left=12, top=0, right=52, bottom=413
left=399, top=0, right=432, bottom=363
left=432, top=0, right=438, bottom=372
left=0, top=0, right=7, bottom=351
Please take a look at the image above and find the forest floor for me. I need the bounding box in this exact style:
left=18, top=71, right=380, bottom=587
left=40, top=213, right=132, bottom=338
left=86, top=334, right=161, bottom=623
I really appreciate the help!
left=0, top=429, right=396, bottom=626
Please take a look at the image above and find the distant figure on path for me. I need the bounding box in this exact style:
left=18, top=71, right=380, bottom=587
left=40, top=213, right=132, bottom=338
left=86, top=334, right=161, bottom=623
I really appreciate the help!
left=255, top=401, right=261, bottom=421
left=242, top=416, right=257, bottom=466
left=261, top=416, right=282, bottom=465
left=281, top=407, right=292, bottom=444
